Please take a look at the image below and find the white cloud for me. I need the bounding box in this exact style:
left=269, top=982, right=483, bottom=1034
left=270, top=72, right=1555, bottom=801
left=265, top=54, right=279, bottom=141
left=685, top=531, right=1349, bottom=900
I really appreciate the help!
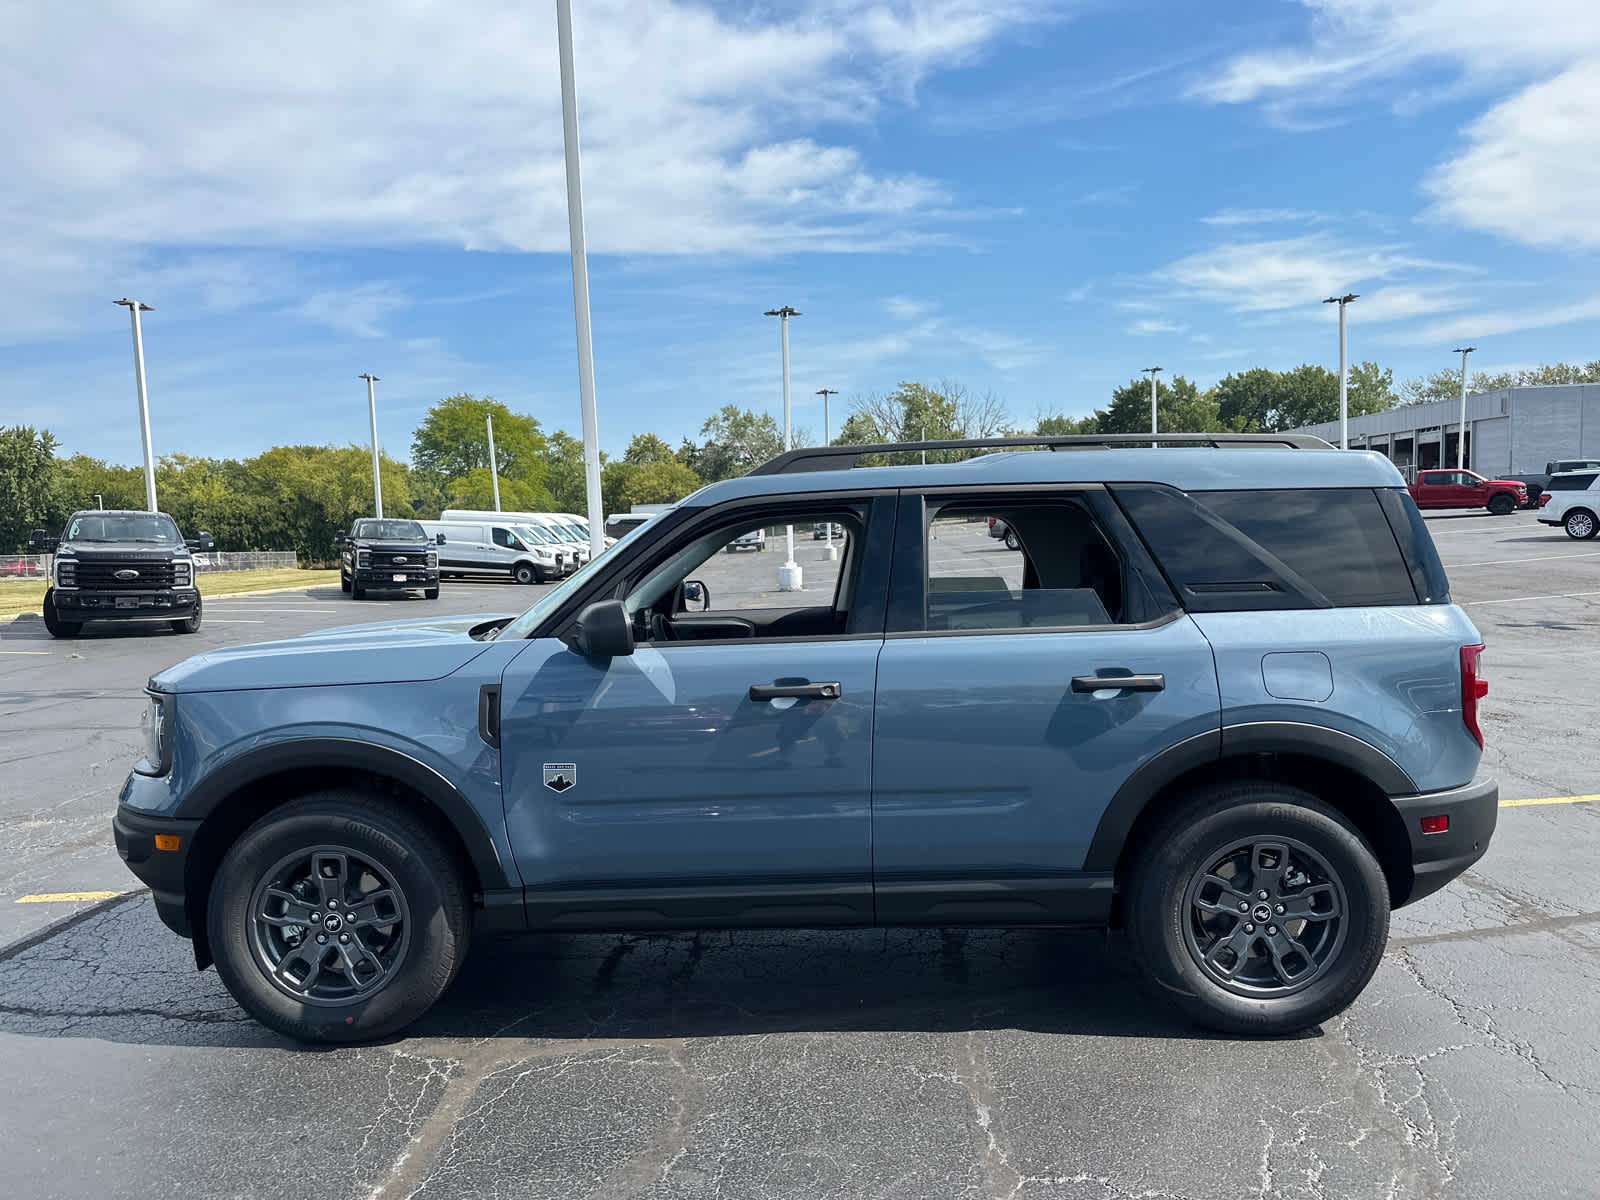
left=291, top=282, right=410, bottom=339
left=1200, top=208, right=1327, bottom=226
left=0, top=1, right=1045, bottom=337
left=1190, top=1, right=1600, bottom=248
left=1159, top=235, right=1460, bottom=313
left=885, top=296, right=936, bottom=321
left=1130, top=319, right=1185, bottom=336
left=1343, top=284, right=1469, bottom=324
left=1381, top=297, right=1600, bottom=346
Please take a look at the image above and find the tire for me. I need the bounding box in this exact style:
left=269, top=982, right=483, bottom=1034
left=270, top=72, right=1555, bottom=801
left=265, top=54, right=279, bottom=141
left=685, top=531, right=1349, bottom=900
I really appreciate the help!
left=41, top=591, right=82, bottom=639
left=1004, top=530, right=1019, bottom=550
left=206, top=790, right=471, bottom=1044
left=1487, top=493, right=1515, bottom=516
left=1126, top=781, right=1389, bottom=1037
left=514, top=562, right=538, bottom=585
left=171, top=594, right=202, bottom=635
left=1565, top=509, right=1598, bottom=540
left=340, top=573, right=352, bottom=594
left=424, top=586, right=439, bottom=600
left=352, top=578, right=366, bottom=599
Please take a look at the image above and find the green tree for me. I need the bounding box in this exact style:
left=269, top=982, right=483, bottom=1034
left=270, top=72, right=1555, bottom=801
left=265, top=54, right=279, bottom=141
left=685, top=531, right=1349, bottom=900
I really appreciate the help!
left=1346, top=361, right=1399, bottom=418
left=52, top=454, right=146, bottom=516
left=411, top=395, right=548, bottom=491
left=0, top=426, right=58, bottom=551
left=601, top=459, right=702, bottom=518
left=537, top=430, right=594, bottom=515
left=623, top=432, right=678, bottom=465
left=1095, top=375, right=1220, bottom=434
left=443, top=467, right=551, bottom=513
left=1035, top=412, right=1098, bottom=435
left=1213, top=364, right=1357, bottom=431
left=679, top=406, right=784, bottom=481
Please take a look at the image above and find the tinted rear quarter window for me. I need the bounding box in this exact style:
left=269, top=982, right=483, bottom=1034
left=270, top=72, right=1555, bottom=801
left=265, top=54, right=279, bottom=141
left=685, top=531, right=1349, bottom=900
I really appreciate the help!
left=1114, top=486, right=1421, bottom=610
left=1546, top=473, right=1599, bottom=491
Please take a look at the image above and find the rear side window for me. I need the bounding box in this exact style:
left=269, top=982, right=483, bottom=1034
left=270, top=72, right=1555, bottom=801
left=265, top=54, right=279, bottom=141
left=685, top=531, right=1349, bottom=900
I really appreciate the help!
left=1114, top=486, right=1420, bottom=610
left=1546, top=473, right=1599, bottom=491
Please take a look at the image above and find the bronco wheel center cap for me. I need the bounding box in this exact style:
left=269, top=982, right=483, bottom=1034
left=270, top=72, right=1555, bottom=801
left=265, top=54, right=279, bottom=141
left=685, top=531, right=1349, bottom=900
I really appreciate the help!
left=1252, top=904, right=1273, bottom=923
left=323, top=914, right=344, bottom=932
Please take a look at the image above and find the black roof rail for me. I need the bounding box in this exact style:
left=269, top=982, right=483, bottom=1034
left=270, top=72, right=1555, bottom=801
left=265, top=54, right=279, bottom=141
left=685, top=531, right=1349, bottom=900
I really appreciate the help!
left=747, top=432, right=1336, bottom=475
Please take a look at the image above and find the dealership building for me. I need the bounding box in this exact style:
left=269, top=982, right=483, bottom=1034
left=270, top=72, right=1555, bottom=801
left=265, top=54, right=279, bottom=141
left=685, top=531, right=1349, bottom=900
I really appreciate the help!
left=1293, top=384, right=1600, bottom=478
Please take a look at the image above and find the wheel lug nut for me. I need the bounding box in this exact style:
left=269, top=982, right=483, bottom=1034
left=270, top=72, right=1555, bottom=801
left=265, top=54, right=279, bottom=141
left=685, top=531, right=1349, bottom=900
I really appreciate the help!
left=339, top=934, right=349, bottom=944
left=317, top=934, right=328, bottom=944
left=1257, top=891, right=1269, bottom=900
left=328, top=899, right=339, bottom=908
left=310, top=912, right=321, bottom=922
left=1275, top=904, right=1285, bottom=914
left=1244, top=923, right=1255, bottom=933
left=1267, top=925, right=1278, bottom=936
left=1238, top=902, right=1249, bottom=912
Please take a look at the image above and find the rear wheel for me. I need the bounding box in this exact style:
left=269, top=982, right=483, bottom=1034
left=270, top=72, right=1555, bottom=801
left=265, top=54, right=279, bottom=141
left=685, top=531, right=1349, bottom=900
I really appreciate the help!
left=1126, top=782, right=1389, bottom=1036
left=1004, top=530, right=1019, bottom=550
left=1487, top=493, right=1515, bottom=516
left=206, top=790, right=471, bottom=1043
left=1565, top=509, right=1597, bottom=540
left=41, top=592, right=81, bottom=639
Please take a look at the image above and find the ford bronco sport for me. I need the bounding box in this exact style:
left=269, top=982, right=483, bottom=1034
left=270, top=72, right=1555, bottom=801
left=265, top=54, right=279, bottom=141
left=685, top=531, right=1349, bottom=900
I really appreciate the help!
left=114, top=434, right=1496, bottom=1042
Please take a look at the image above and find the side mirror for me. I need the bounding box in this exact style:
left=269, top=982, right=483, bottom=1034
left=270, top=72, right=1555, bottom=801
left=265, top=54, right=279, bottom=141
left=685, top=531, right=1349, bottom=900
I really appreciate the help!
left=28, top=530, right=57, bottom=553
left=334, top=531, right=347, bottom=546
left=186, top=533, right=215, bottom=551
left=573, top=599, right=634, bottom=658
left=436, top=532, right=447, bottom=545
left=682, top=580, right=710, bottom=611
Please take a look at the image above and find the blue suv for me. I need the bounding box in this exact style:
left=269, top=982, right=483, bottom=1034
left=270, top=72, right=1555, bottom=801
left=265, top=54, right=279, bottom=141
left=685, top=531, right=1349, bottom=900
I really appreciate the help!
left=114, top=435, right=1497, bottom=1042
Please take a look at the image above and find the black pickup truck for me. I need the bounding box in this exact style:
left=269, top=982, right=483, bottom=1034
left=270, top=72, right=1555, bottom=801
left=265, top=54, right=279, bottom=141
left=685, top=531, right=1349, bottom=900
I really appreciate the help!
left=337, top=517, right=439, bottom=600
left=1503, top=459, right=1600, bottom=509
left=30, top=510, right=212, bottom=638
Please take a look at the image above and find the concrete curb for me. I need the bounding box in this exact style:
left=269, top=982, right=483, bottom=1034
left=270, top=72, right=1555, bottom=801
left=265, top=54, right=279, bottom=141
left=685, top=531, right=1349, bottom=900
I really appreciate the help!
left=1, top=577, right=340, bottom=621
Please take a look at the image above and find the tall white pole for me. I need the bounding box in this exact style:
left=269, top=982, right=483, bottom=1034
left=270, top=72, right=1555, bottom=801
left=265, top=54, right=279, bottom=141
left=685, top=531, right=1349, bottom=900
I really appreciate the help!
left=1338, top=303, right=1348, bottom=450
left=486, top=413, right=502, bottom=511
left=116, top=299, right=158, bottom=511
left=556, top=0, right=605, bottom=560
left=780, top=312, right=798, bottom=589
left=817, top=388, right=837, bottom=560
left=360, top=373, right=383, bottom=517
left=1454, top=346, right=1475, bottom=469
left=1143, top=366, right=1162, bottom=449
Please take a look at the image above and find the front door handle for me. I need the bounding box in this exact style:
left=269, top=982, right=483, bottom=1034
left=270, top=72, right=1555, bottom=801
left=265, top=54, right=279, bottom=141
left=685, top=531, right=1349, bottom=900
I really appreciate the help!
left=1071, top=673, right=1165, bottom=693
left=750, top=681, right=841, bottom=701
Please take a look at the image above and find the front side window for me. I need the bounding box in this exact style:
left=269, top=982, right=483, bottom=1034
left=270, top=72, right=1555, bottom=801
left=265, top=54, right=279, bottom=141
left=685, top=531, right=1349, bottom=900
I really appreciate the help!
left=492, top=527, right=525, bottom=550
left=919, top=498, right=1136, bottom=632
left=623, top=507, right=863, bottom=643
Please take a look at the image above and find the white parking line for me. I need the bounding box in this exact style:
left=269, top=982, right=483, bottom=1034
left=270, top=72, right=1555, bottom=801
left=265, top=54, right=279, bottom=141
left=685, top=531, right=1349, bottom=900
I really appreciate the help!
left=204, top=619, right=266, bottom=623
left=1464, top=590, right=1600, bottom=606
left=1456, top=551, right=1600, bottom=567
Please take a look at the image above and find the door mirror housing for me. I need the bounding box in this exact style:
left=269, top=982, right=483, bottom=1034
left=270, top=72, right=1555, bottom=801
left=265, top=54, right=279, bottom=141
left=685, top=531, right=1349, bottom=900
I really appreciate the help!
left=682, top=580, right=710, bottom=611
left=334, top=531, right=347, bottom=546
left=435, top=532, right=447, bottom=545
left=186, top=533, right=214, bottom=551
left=28, top=529, right=57, bottom=554
left=573, top=599, right=634, bottom=658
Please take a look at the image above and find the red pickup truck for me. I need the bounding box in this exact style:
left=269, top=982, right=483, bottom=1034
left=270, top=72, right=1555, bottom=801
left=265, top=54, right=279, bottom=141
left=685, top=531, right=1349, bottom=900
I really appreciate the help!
left=1408, top=469, right=1528, bottom=515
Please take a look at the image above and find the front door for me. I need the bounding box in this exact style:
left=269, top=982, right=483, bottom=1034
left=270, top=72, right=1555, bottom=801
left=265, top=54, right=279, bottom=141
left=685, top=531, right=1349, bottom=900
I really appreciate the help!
left=497, top=495, right=893, bottom=929
left=870, top=489, right=1221, bottom=924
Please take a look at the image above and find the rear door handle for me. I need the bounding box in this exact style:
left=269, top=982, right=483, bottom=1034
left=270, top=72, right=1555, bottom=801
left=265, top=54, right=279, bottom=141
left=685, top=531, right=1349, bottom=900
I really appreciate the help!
left=1071, top=673, right=1165, bottom=693
left=750, top=681, right=841, bottom=701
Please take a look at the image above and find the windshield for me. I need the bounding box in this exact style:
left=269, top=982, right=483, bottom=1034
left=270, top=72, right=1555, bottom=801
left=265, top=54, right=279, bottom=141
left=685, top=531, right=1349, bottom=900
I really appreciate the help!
left=351, top=519, right=427, bottom=541
left=514, top=525, right=555, bottom=546
left=541, top=522, right=581, bottom=543
left=65, top=513, right=182, bottom=544
left=497, top=517, right=659, bottom=640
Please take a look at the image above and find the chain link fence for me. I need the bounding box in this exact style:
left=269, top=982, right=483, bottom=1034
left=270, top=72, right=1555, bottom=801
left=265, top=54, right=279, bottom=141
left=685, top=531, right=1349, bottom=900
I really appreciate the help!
left=1, top=551, right=299, bottom=578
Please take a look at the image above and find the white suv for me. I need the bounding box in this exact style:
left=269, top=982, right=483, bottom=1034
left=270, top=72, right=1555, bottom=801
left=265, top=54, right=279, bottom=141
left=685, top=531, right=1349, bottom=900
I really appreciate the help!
left=1536, top=470, right=1600, bottom=539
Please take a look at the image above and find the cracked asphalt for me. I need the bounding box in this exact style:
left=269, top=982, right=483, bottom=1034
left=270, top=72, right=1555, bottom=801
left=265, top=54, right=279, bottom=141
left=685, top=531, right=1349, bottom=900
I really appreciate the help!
left=2, top=518, right=1598, bottom=1200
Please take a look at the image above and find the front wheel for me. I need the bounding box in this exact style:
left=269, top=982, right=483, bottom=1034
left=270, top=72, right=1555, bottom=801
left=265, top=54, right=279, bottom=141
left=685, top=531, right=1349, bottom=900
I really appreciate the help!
left=1004, top=530, right=1019, bottom=550
left=41, top=591, right=82, bottom=639
left=206, top=790, right=471, bottom=1043
left=424, top=586, right=439, bottom=600
left=1487, top=493, right=1515, bottom=516
left=351, top=578, right=367, bottom=599
left=514, top=563, right=539, bottom=585
left=1565, top=509, right=1598, bottom=540
left=1126, top=782, right=1389, bottom=1036
left=171, top=595, right=202, bottom=634
left=340, top=573, right=352, bottom=594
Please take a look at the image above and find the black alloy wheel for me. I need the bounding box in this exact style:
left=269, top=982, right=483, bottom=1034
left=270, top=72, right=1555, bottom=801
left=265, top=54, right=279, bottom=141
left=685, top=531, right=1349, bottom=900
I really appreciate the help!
left=171, top=594, right=203, bottom=634
left=1487, top=493, right=1515, bottom=516
left=42, top=592, right=82, bottom=638
left=514, top=563, right=538, bottom=585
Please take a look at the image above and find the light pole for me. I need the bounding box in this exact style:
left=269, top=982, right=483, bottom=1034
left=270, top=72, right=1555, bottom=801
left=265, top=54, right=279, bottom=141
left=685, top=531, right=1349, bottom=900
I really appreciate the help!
left=1454, top=346, right=1475, bottom=469
left=556, top=0, right=605, bottom=559
left=114, top=299, right=158, bottom=512
left=1142, top=366, right=1162, bottom=448
left=486, top=413, right=502, bottom=511
left=93, top=493, right=104, bottom=510
left=816, top=388, right=838, bottom=560
left=1323, top=293, right=1359, bottom=448
left=359, top=373, right=383, bottom=518
left=765, top=306, right=802, bottom=590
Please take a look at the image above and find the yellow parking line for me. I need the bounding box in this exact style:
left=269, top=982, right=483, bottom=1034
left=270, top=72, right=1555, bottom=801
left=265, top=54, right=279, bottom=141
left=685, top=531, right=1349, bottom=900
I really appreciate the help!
left=16, top=890, right=124, bottom=903
left=0, top=651, right=50, bottom=655
left=1500, top=795, right=1598, bottom=808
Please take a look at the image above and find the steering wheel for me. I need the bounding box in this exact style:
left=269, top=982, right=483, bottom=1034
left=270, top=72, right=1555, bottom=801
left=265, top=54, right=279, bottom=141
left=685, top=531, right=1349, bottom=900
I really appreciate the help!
left=650, top=612, right=678, bottom=642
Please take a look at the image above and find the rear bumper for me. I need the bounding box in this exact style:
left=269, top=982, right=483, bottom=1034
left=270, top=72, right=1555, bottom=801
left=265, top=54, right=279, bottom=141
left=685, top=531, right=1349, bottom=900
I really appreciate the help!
left=53, top=588, right=199, bottom=619
left=1392, top=777, right=1498, bottom=906
left=113, top=801, right=202, bottom=938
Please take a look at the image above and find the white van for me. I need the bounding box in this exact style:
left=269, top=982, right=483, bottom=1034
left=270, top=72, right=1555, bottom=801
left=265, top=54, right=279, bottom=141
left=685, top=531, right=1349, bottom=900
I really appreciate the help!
left=521, top=514, right=593, bottom=566
left=419, top=520, right=570, bottom=584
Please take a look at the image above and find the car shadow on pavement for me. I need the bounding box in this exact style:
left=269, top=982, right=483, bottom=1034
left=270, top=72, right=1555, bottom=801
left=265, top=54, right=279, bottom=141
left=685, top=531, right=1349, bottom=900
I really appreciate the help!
left=0, top=897, right=1287, bottom=1050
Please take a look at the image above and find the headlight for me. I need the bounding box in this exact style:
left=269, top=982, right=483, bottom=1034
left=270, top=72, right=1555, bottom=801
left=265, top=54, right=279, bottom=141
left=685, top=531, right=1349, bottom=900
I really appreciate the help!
left=357, top=548, right=371, bottom=569
left=54, top=557, right=77, bottom=588
left=426, top=550, right=437, bottom=568
left=172, top=560, right=192, bottom=587
left=136, top=691, right=175, bottom=777
left=534, top=548, right=553, bottom=560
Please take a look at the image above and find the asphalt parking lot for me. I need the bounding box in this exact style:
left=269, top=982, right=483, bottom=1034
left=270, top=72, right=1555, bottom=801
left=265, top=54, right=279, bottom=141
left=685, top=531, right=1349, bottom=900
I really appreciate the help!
left=2, top=516, right=1597, bottom=1199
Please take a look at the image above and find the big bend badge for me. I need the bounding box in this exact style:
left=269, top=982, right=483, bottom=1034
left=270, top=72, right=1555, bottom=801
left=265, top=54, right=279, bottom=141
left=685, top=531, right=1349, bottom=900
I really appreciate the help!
left=542, top=763, right=577, bottom=793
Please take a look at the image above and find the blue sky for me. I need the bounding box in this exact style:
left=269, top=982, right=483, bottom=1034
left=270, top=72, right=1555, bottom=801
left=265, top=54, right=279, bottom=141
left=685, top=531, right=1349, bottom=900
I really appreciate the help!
left=4, top=0, right=1599, bottom=464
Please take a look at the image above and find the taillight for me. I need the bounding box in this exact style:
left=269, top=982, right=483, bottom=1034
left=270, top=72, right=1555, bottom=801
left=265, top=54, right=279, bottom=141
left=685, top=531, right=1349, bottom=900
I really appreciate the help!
left=1460, top=644, right=1487, bottom=748
left=1539, top=494, right=1552, bottom=508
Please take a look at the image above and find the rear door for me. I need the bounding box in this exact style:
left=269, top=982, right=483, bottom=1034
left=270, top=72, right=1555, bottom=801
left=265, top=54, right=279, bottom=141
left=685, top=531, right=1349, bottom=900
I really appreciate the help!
left=1414, top=471, right=1456, bottom=507
left=869, top=487, right=1221, bottom=924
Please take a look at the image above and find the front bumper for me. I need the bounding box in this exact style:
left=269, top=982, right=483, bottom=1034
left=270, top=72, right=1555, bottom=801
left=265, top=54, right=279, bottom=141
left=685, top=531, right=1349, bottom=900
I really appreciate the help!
left=113, top=802, right=202, bottom=938
left=1392, top=776, right=1498, bottom=906
left=355, top=569, right=439, bottom=588
left=53, top=587, right=199, bottom=619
